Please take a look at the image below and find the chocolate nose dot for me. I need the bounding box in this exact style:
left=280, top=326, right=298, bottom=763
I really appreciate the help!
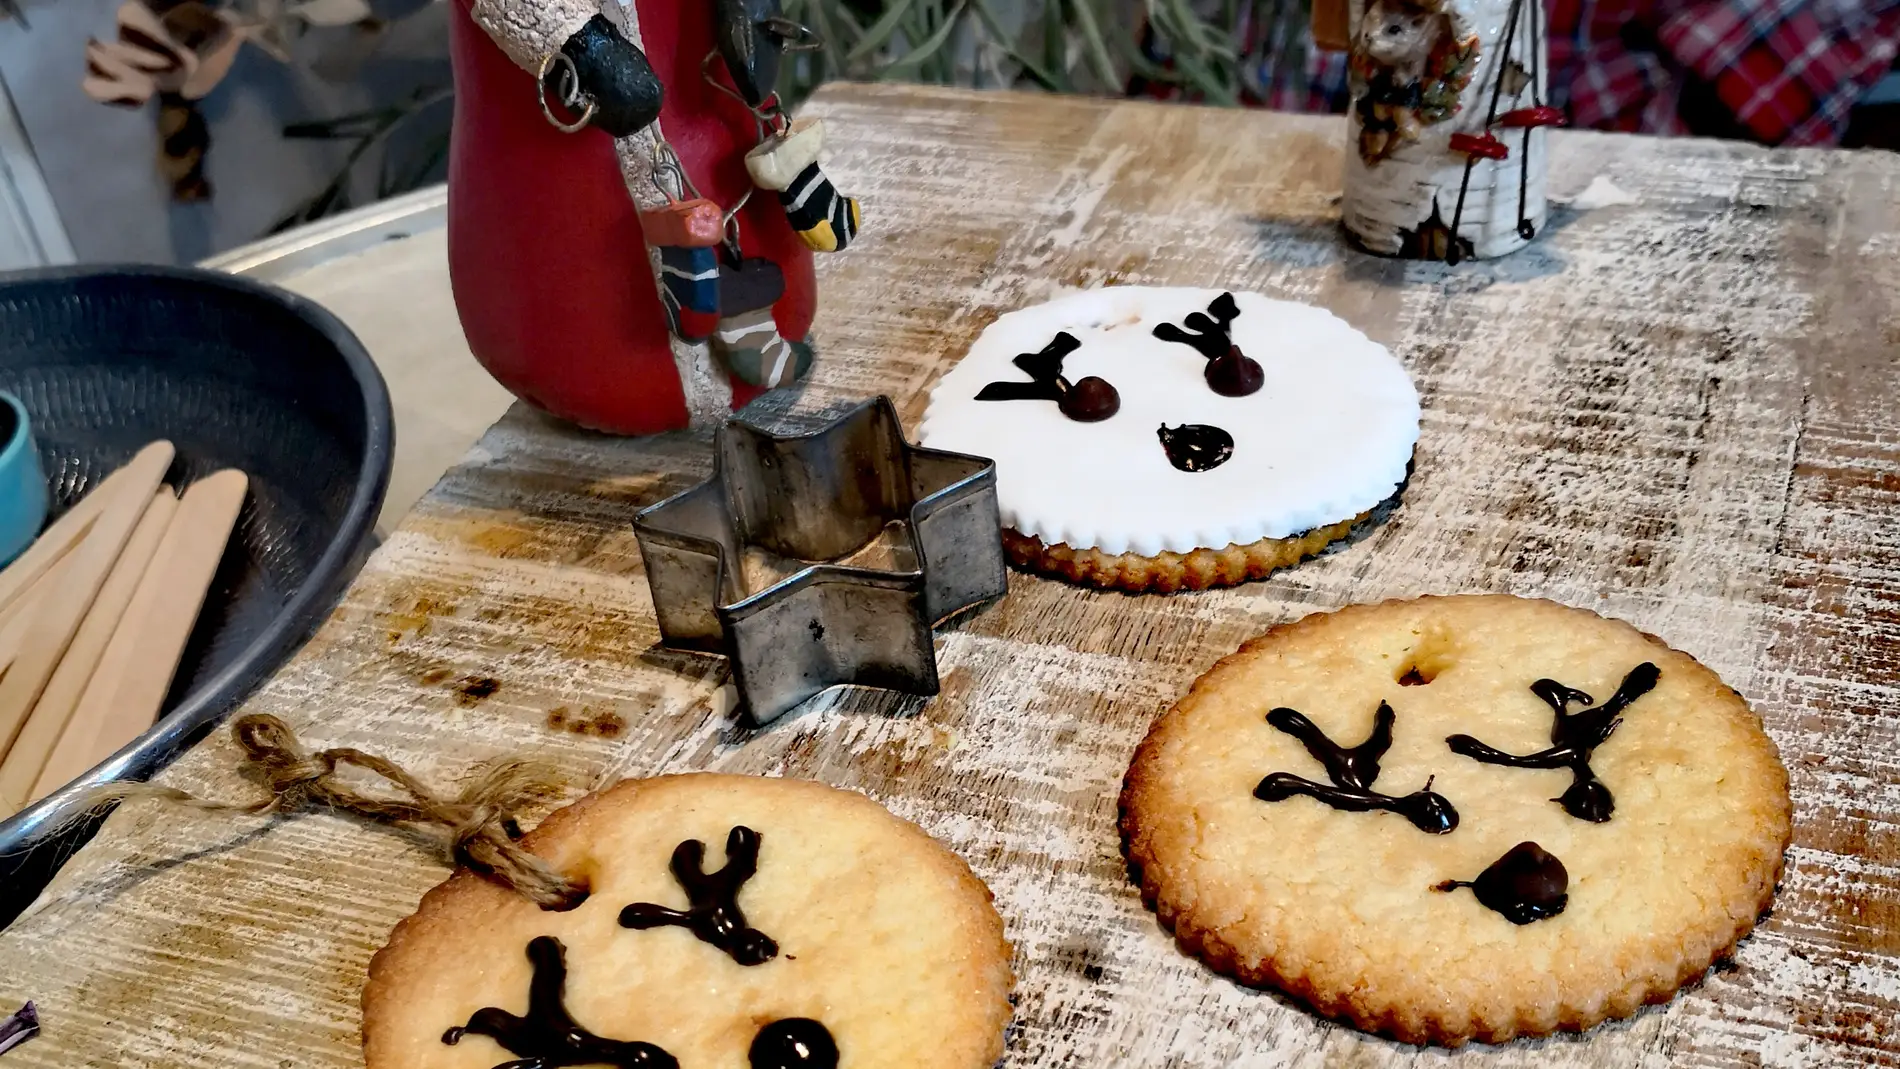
left=1059, top=376, right=1120, bottom=422
left=750, top=1018, right=838, bottom=1069
left=1157, top=423, right=1234, bottom=472
left=1206, top=345, right=1264, bottom=397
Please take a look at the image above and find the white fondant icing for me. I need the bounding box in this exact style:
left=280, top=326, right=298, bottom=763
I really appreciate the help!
left=918, top=287, right=1420, bottom=557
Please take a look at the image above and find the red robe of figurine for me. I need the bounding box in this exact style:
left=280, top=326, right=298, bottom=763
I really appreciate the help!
left=447, top=0, right=819, bottom=433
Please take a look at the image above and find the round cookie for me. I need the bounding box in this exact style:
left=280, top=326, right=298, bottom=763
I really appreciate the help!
left=1120, top=595, right=1791, bottom=1045
left=918, top=286, right=1417, bottom=593
left=365, top=774, right=1013, bottom=1068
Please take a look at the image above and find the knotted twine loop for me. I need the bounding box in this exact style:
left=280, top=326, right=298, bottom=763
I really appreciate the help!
left=61, top=714, right=588, bottom=910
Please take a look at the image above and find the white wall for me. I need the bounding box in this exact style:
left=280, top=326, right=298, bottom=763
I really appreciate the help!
left=0, top=0, right=450, bottom=265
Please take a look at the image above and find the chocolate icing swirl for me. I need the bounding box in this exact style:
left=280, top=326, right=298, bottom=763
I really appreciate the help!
left=1446, top=663, right=1660, bottom=823
left=975, top=332, right=1119, bottom=422
left=441, top=936, right=677, bottom=1068
left=620, top=825, right=779, bottom=965
left=1152, top=292, right=1264, bottom=397
left=1434, top=841, right=1570, bottom=924
left=1254, top=702, right=1459, bottom=834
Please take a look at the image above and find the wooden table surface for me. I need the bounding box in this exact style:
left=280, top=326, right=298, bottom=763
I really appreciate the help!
left=2, top=83, right=1896, bottom=1068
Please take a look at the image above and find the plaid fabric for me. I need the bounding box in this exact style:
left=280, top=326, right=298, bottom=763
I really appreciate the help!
left=1145, top=0, right=1900, bottom=146
left=1652, top=0, right=1900, bottom=143
left=1547, top=0, right=1900, bottom=142
left=1546, top=0, right=1691, bottom=133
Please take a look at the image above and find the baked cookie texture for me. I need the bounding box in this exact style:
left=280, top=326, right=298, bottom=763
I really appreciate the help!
left=1002, top=511, right=1372, bottom=594
left=1120, top=595, right=1792, bottom=1045
left=365, top=773, right=1014, bottom=1068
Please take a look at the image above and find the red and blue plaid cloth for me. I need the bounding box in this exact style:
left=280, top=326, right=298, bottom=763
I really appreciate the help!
left=1138, top=0, right=1900, bottom=146
left=1552, top=0, right=1900, bottom=143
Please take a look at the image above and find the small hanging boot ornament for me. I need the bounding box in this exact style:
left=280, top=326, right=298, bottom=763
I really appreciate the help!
left=640, top=146, right=726, bottom=342
left=714, top=0, right=787, bottom=108
left=745, top=117, right=862, bottom=253
left=713, top=253, right=809, bottom=388
left=647, top=202, right=724, bottom=342
left=707, top=0, right=864, bottom=254
left=661, top=0, right=844, bottom=391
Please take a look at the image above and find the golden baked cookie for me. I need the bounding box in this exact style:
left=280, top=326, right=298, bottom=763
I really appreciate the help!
left=1120, top=595, right=1791, bottom=1045
left=1002, top=509, right=1373, bottom=594
left=365, top=774, right=1013, bottom=1068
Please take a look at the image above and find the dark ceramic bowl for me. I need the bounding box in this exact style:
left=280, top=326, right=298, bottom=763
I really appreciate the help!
left=0, top=265, right=392, bottom=922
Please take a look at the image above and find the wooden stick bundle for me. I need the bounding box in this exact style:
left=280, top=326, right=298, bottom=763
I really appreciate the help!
left=0, top=443, right=248, bottom=816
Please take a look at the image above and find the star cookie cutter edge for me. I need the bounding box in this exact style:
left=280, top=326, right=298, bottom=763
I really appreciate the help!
left=633, top=396, right=1007, bottom=725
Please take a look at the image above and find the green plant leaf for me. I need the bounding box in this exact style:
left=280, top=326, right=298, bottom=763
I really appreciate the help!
left=876, top=0, right=967, bottom=77
left=845, top=0, right=917, bottom=63
left=1064, top=0, right=1121, bottom=88
left=969, top=0, right=1060, bottom=91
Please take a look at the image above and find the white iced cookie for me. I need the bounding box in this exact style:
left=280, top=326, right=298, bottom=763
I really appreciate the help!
left=919, top=287, right=1419, bottom=592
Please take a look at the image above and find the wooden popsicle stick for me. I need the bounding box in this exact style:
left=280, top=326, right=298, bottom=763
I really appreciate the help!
left=26, top=470, right=245, bottom=808
left=0, top=441, right=172, bottom=779
left=0, top=487, right=177, bottom=808
left=0, top=449, right=178, bottom=629
left=0, top=549, right=78, bottom=671
left=0, top=462, right=127, bottom=617
left=0, top=526, right=82, bottom=622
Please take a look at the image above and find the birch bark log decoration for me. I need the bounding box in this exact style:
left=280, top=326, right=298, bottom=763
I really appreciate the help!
left=1342, top=0, right=1557, bottom=262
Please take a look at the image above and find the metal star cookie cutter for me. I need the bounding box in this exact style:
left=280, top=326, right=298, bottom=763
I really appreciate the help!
left=633, top=396, right=1006, bottom=726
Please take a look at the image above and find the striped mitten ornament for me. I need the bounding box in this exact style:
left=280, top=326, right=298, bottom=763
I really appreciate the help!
left=712, top=257, right=810, bottom=388
left=745, top=119, right=862, bottom=254
left=639, top=197, right=724, bottom=341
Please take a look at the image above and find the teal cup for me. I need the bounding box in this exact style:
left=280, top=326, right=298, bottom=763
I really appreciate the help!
left=0, top=391, right=48, bottom=566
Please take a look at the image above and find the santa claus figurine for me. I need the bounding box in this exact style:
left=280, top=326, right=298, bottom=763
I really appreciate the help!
left=448, top=0, right=860, bottom=433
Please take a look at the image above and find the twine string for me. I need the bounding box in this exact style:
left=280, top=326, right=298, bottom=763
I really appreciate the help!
left=64, top=714, right=586, bottom=910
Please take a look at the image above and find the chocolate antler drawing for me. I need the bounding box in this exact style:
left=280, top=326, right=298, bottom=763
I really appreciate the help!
left=975, top=331, right=1119, bottom=421
left=1446, top=662, right=1660, bottom=823
left=1152, top=292, right=1262, bottom=396
left=1153, top=292, right=1240, bottom=358
left=619, top=825, right=780, bottom=965
left=442, top=936, right=678, bottom=1068
left=1010, top=331, right=1082, bottom=385
left=1255, top=702, right=1458, bottom=833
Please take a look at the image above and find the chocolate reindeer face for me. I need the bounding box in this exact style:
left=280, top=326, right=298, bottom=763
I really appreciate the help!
left=918, top=286, right=1420, bottom=562
left=362, top=776, right=1011, bottom=1069
left=1119, top=595, right=1793, bottom=1043
left=1251, top=654, right=1665, bottom=925
left=444, top=828, right=826, bottom=1068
